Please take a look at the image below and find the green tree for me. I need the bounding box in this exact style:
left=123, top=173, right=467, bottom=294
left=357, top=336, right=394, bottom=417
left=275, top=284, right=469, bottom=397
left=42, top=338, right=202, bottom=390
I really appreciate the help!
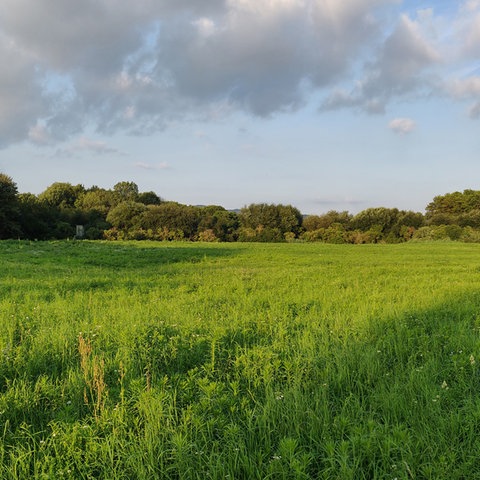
left=0, top=173, right=21, bottom=239
left=197, top=206, right=239, bottom=242
left=303, top=211, right=352, bottom=231
left=113, top=181, right=139, bottom=204
left=239, top=203, right=302, bottom=241
left=426, top=190, right=480, bottom=218
left=38, top=182, right=85, bottom=209
left=352, top=208, right=400, bottom=239
left=277, top=204, right=303, bottom=236
left=140, top=202, right=201, bottom=239
left=17, top=193, right=52, bottom=239
left=76, top=188, right=115, bottom=217
left=458, top=209, right=480, bottom=228
left=106, top=201, right=147, bottom=231
left=138, top=191, right=163, bottom=205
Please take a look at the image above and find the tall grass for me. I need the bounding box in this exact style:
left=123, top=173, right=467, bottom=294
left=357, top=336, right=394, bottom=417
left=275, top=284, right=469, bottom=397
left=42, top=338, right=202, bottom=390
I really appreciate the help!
left=1, top=240, right=480, bottom=478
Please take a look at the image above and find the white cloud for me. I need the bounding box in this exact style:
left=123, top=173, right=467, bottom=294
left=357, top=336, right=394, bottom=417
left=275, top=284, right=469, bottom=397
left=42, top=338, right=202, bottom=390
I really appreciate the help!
left=388, top=117, right=416, bottom=134
left=134, top=161, right=170, bottom=170
left=76, top=137, right=120, bottom=154
left=53, top=136, right=123, bottom=158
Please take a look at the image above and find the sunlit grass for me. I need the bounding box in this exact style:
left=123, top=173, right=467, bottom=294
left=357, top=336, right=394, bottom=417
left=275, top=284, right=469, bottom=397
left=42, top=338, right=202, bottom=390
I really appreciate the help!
left=1, top=240, right=480, bottom=478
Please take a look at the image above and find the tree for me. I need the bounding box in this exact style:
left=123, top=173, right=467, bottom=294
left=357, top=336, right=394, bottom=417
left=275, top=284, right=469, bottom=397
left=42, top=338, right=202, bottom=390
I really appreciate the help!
left=76, top=188, right=115, bottom=217
left=277, top=204, right=303, bottom=236
left=303, top=211, right=352, bottom=231
left=17, top=193, right=52, bottom=239
left=239, top=203, right=302, bottom=241
left=352, top=208, right=400, bottom=235
left=0, top=173, right=21, bottom=239
left=458, top=209, right=480, bottom=228
left=113, top=181, right=139, bottom=204
left=139, top=202, right=201, bottom=239
left=197, top=206, right=239, bottom=242
left=138, top=191, right=163, bottom=205
left=106, top=201, right=147, bottom=231
left=426, top=190, right=480, bottom=217
left=38, top=182, right=85, bottom=209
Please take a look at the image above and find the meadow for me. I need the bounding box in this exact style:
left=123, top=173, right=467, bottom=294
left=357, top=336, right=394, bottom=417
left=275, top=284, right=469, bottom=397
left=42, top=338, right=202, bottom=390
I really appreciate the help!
left=1, top=240, right=480, bottom=479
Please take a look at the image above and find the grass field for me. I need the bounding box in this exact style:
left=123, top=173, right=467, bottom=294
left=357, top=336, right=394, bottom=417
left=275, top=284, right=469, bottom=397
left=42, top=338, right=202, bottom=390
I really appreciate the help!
left=1, top=240, right=480, bottom=479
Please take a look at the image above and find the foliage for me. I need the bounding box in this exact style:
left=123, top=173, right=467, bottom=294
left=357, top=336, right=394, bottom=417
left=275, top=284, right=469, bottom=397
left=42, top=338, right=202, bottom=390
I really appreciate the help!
left=0, top=173, right=21, bottom=239
left=239, top=203, right=302, bottom=241
left=351, top=207, right=400, bottom=235
left=106, top=201, right=148, bottom=231
left=113, top=181, right=139, bottom=204
left=426, top=189, right=480, bottom=217
left=138, top=191, right=163, bottom=205
left=38, top=182, right=85, bottom=209
left=303, top=210, right=352, bottom=231
left=140, top=202, right=201, bottom=240
left=76, top=188, right=115, bottom=216
left=6, top=171, right=480, bottom=244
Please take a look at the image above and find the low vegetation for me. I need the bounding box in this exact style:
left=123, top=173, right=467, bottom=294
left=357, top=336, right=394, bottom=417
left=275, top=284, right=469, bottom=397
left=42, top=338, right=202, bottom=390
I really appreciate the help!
left=1, top=240, right=480, bottom=478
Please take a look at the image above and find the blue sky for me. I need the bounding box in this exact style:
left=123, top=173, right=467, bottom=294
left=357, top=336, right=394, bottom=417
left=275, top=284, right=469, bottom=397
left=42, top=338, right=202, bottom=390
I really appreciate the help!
left=0, top=0, right=479, bottom=214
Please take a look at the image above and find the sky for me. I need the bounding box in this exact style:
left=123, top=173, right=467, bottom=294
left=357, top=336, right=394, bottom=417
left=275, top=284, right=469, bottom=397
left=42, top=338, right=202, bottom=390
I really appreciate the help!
left=0, top=0, right=479, bottom=214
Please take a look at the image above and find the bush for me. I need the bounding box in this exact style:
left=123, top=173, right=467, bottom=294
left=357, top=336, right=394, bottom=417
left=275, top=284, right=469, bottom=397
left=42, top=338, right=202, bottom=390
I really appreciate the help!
left=197, top=229, right=219, bottom=242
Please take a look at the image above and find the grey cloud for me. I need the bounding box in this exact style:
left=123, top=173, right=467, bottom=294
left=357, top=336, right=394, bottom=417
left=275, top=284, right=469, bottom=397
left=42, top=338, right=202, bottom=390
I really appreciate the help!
left=0, top=0, right=477, bottom=148
left=469, top=102, right=480, bottom=118
left=322, top=14, right=441, bottom=113
left=0, top=35, right=47, bottom=146
left=0, top=0, right=395, bottom=144
left=155, top=0, right=389, bottom=116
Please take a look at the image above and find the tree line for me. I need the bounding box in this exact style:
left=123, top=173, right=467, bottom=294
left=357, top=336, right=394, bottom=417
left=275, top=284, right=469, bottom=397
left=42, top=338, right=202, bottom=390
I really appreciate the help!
left=2, top=173, right=480, bottom=243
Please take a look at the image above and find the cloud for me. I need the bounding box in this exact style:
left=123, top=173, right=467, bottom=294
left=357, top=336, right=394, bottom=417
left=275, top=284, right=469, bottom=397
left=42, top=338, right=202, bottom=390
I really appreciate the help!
left=0, top=0, right=479, bottom=147
left=53, top=136, right=123, bottom=158
left=469, top=102, right=480, bottom=118
left=134, top=161, right=170, bottom=170
left=0, top=0, right=398, bottom=145
left=28, top=124, right=52, bottom=145
left=313, top=196, right=365, bottom=207
left=388, top=117, right=416, bottom=134
left=75, top=137, right=122, bottom=155
left=0, top=34, right=47, bottom=146
left=322, top=13, right=441, bottom=113
left=445, top=76, right=480, bottom=118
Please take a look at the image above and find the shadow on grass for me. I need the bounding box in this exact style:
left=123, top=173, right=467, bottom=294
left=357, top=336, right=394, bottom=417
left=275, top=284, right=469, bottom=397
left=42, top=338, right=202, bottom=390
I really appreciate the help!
left=0, top=240, right=243, bottom=271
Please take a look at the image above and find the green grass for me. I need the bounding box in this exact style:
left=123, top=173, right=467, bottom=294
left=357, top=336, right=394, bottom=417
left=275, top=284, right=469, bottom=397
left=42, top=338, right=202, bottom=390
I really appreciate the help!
left=1, top=240, right=480, bottom=479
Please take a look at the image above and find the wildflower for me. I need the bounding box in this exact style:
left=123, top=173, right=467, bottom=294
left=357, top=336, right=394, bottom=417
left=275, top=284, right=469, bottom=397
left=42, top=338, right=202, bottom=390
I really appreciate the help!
left=441, top=381, right=448, bottom=389
left=470, top=355, right=475, bottom=365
